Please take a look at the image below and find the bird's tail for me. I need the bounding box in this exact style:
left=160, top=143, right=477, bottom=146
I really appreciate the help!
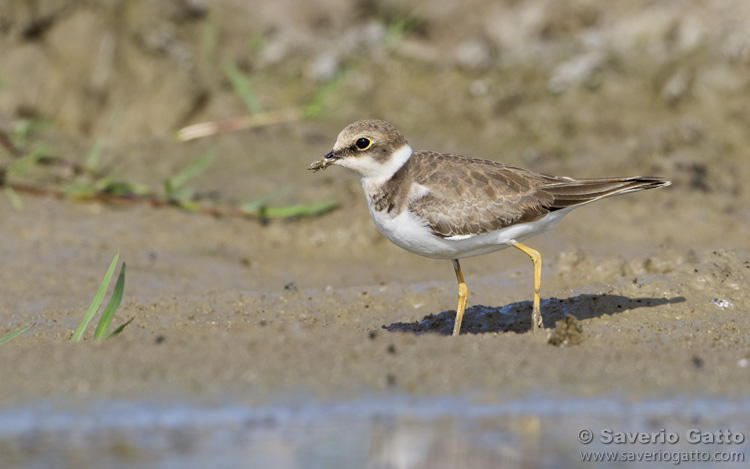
left=544, top=177, right=670, bottom=209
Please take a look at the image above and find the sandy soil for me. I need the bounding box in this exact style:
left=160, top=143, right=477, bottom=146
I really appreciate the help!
left=1, top=0, right=749, bottom=466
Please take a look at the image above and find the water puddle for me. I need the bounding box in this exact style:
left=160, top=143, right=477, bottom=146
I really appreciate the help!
left=2, top=395, right=748, bottom=468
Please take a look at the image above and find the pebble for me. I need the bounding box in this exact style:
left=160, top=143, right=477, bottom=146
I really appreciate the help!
left=709, top=298, right=733, bottom=309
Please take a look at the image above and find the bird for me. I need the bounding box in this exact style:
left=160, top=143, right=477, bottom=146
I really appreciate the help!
left=309, top=120, right=670, bottom=336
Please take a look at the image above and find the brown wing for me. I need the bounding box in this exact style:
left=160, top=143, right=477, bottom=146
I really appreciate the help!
left=407, top=151, right=670, bottom=238
left=407, top=152, right=556, bottom=238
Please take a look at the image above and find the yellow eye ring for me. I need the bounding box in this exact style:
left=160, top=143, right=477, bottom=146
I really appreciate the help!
left=355, top=137, right=372, bottom=150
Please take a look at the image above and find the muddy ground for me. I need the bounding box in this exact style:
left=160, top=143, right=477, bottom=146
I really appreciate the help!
left=1, top=0, right=749, bottom=466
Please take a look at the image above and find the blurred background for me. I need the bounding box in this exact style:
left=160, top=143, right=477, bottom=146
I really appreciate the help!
left=2, top=0, right=747, bottom=252
left=2, top=0, right=749, bottom=170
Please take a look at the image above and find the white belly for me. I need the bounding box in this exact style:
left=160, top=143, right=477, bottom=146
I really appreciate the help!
left=367, top=202, right=574, bottom=260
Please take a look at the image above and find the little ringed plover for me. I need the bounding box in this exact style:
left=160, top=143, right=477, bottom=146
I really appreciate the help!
left=309, top=120, right=670, bottom=336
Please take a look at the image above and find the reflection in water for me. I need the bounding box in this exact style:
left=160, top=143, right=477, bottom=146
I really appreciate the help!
left=0, top=395, right=747, bottom=468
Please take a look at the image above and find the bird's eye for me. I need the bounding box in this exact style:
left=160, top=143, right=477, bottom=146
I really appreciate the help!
left=355, top=138, right=372, bottom=150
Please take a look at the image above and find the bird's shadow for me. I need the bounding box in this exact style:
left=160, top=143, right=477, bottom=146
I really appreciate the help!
left=383, top=294, right=686, bottom=335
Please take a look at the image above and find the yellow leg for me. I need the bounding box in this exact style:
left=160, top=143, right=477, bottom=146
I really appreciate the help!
left=451, top=259, right=468, bottom=336
left=509, top=240, right=544, bottom=332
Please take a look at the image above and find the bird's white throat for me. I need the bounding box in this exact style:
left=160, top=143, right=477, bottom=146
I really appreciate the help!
left=337, top=144, right=413, bottom=184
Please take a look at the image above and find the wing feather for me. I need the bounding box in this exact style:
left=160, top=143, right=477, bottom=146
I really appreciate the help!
left=407, top=152, right=554, bottom=238
left=405, top=152, right=669, bottom=238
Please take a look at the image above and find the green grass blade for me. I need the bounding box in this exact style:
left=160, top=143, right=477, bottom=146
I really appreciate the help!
left=94, top=262, right=126, bottom=339
left=303, top=71, right=345, bottom=118
left=107, top=317, right=134, bottom=339
left=240, top=186, right=292, bottom=213
left=64, top=182, right=98, bottom=198
left=6, top=147, right=49, bottom=176
left=86, top=107, right=120, bottom=172
left=164, top=149, right=217, bottom=196
left=0, top=323, right=35, bottom=345
left=384, top=14, right=425, bottom=47
left=224, top=62, right=263, bottom=114
left=199, top=7, right=219, bottom=68
left=4, top=186, right=22, bottom=210
left=86, top=136, right=105, bottom=173
left=259, top=200, right=338, bottom=218
left=10, top=119, right=33, bottom=149
left=71, top=252, right=119, bottom=342
left=97, top=179, right=149, bottom=197
left=176, top=200, right=201, bottom=212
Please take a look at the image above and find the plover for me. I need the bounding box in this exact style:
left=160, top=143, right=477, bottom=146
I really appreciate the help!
left=309, top=120, right=670, bottom=336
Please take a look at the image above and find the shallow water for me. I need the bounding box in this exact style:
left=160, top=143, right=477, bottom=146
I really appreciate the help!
left=3, top=395, right=748, bottom=468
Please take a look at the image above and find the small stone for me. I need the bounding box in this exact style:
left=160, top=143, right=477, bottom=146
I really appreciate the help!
left=547, top=314, right=585, bottom=346
left=709, top=298, right=733, bottom=309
